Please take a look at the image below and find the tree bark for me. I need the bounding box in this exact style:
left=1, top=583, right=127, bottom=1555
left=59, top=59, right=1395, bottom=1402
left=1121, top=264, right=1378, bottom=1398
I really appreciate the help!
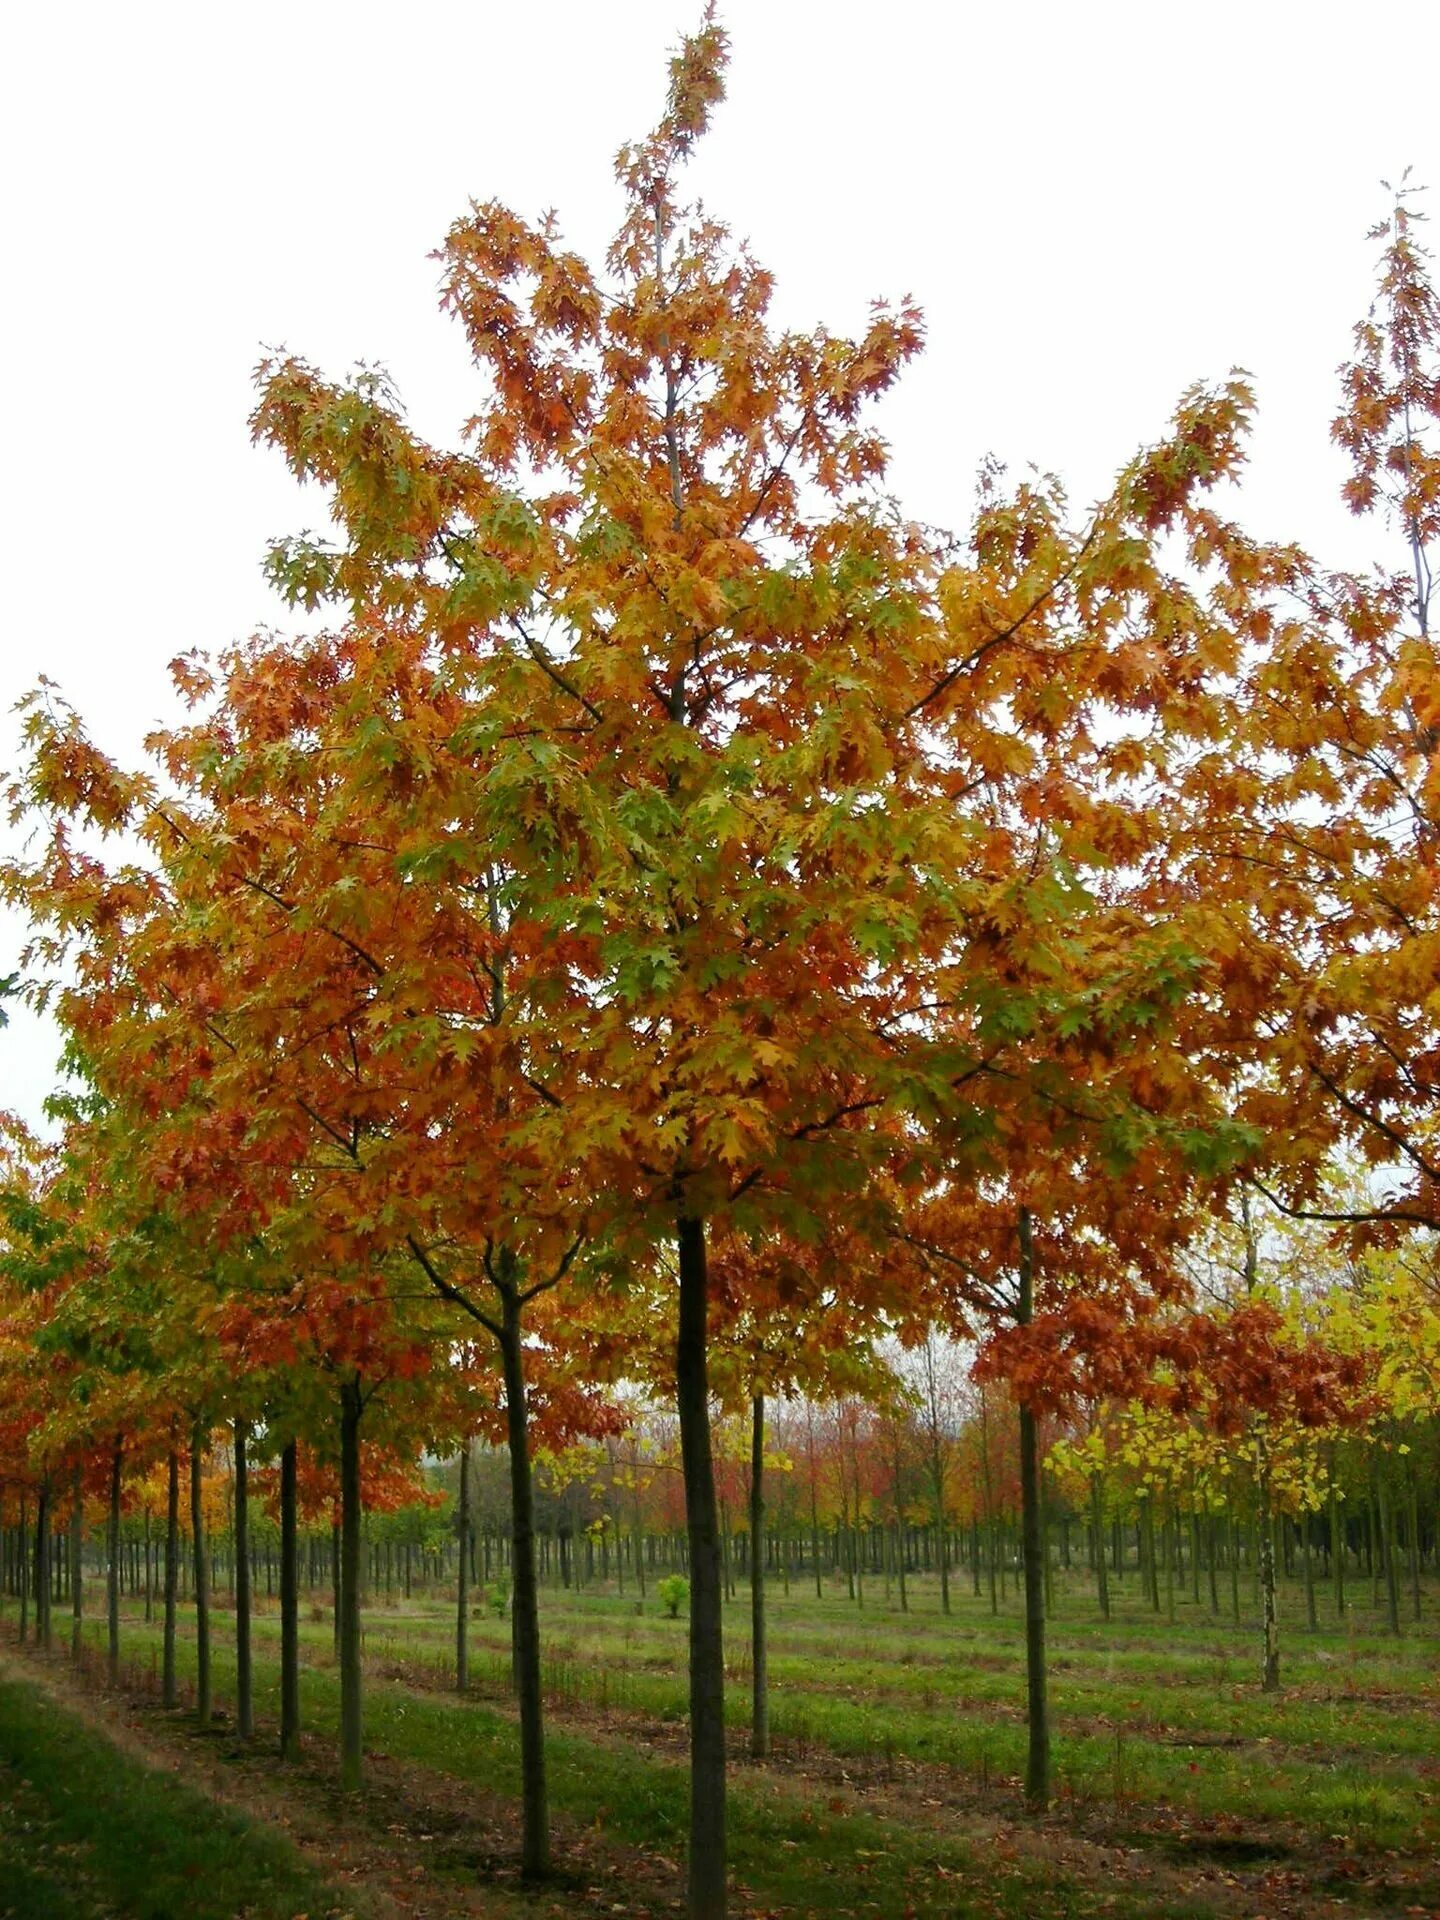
left=234, top=1418, right=253, bottom=1736
left=1302, top=1510, right=1317, bottom=1631
left=33, top=1476, right=51, bottom=1651
left=456, top=1437, right=471, bottom=1694
left=191, top=1423, right=211, bottom=1724
left=280, top=1438, right=301, bottom=1761
left=1256, top=1428, right=1280, bottom=1691
left=163, top=1448, right=179, bottom=1706
left=971, top=1515, right=981, bottom=1598
left=978, top=1392, right=998, bottom=1615
left=107, top=1443, right=122, bottom=1684
left=923, top=1340, right=951, bottom=1616
left=888, top=1426, right=909, bottom=1616
left=1379, top=1470, right=1401, bottom=1636
left=1206, top=1514, right=1219, bottom=1617
left=18, top=1492, right=29, bottom=1645
left=500, top=1282, right=549, bottom=1881
left=805, top=1404, right=822, bottom=1601
left=749, top=1392, right=768, bottom=1761
left=676, top=1213, right=726, bottom=1920
left=1406, top=1463, right=1422, bottom=1624
left=1329, top=1467, right=1344, bottom=1618
left=70, top=1463, right=84, bottom=1661
left=1090, top=1473, right=1110, bottom=1621
left=339, top=1377, right=364, bottom=1790
left=1016, top=1208, right=1049, bottom=1809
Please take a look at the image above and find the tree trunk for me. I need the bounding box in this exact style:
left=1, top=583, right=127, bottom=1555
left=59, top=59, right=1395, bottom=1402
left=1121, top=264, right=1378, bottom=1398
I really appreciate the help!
left=70, top=1464, right=84, bottom=1661
left=1378, top=1471, right=1401, bottom=1636
left=889, top=1431, right=909, bottom=1616
left=280, top=1438, right=301, bottom=1761
left=676, top=1214, right=726, bottom=1920
left=338, top=1377, right=364, bottom=1790
left=1406, top=1464, right=1422, bottom=1624
left=971, top=1515, right=981, bottom=1598
left=719, top=1498, right=733, bottom=1603
left=924, top=1341, right=951, bottom=1617
left=163, top=1448, right=179, bottom=1706
left=633, top=1497, right=647, bottom=1602
left=233, top=1419, right=253, bottom=1736
left=456, top=1438, right=471, bottom=1694
left=499, top=1286, right=548, bottom=1881
left=749, top=1392, right=768, bottom=1761
left=33, top=1477, right=51, bottom=1651
left=806, top=1406, right=822, bottom=1601
left=107, top=1443, right=122, bottom=1684
left=1228, top=1509, right=1241, bottom=1622
left=18, top=1493, right=29, bottom=1645
left=1144, top=1501, right=1160, bottom=1612
left=1016, top=1209, right=1049, bottom=1809
left=191, top=1423, right=211, bottom=1724
left=979, top=1393, right=998, bottom=1615
left=1256, top=1429, right=1280, bottom=1691
left=1329, top=1469, right=1344, bottom=1618
left=1302, top=1510, right=1317, bottom=1631
left=1090, top=1474, right=1110, bottom=1621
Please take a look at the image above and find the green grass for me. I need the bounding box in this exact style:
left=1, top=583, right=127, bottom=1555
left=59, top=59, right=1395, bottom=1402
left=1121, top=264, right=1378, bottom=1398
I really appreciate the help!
left=0, top=1669, right=349, bottom=1920
left=80, top=1627, right=1125, bottom=1919
left=16, top=1557, right=1440, bottom=1918
left=346, top=1568, right=1440, bottom=1847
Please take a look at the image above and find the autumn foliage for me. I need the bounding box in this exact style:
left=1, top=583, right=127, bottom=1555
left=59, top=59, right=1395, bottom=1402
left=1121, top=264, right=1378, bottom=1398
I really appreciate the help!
left=2, top=15, right=1438, bottom=1920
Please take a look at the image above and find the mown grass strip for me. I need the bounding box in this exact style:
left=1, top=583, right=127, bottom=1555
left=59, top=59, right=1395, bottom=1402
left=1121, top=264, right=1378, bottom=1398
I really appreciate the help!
left=0, top=1667, right=349, bottom=1920
left=183, top=1601, right=1440, bottom=1849
left=95, top=1620, right=1239, bottom=1919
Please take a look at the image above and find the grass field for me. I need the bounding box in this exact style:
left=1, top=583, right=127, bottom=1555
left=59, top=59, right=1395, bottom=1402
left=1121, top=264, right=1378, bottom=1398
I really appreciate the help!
left=0, top=1665, right=349, bottom=1920
left=2, top=1564, right=1437, bottom=1918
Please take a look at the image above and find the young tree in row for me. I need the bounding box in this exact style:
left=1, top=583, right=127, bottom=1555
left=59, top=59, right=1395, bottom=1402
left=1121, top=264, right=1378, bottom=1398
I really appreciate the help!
left=6, top=21, right=1437, bottom=1920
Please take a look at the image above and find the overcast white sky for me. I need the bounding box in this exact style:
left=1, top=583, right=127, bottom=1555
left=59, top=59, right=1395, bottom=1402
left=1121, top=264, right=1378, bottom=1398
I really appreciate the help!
left=3, top=0, right=1437, bottom=1125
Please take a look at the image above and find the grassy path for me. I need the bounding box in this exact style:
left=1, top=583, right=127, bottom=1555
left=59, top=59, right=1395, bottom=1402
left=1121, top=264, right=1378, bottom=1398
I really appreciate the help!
left=68, top=1624, right=1130, bottom=1919
left=6, top=1565, right=1437, bottom=1920
left=200, top=1576, right=1440, bottom=1850
left=40, top=1601, right=1436, bottom=1920
left=0, top=1654, right=349, bottom=1920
